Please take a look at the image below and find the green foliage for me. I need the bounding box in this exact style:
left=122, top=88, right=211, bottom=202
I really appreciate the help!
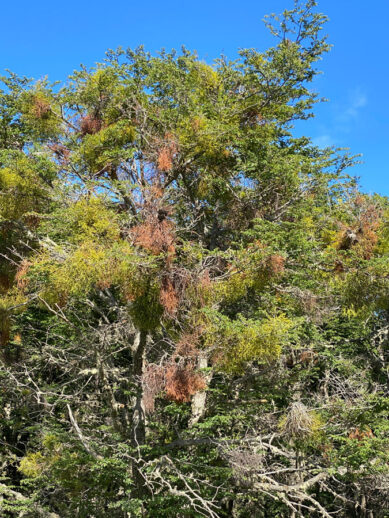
left=205, top=311, right=292, bottom=372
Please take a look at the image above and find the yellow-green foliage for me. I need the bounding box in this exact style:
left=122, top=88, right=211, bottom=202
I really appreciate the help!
left=209, top=248, right=284, bottom=305
left=211, top=271, right=254, bottom=304
left=44, top=242, right=111, bottom=302
left=77, top=68, right=118, bottom=109
left=77, top=120, right=135, bottom=172
left=0, top=157, right=48, bottom=220
left=177, top=113, right=235, bottom=170
left=129, top=281, right=163, bottom=331
left=0, top=292, right=28, bottom=344
left=19, top=434, right=63, bottom=479
left=205, top=311, right=292, bottom=373
left=20, top=88, right=61, bottom=138
left=192, top=62, right=219, bottom=91
left=64, top=197, right=121, bottom=243
left=29, top=238, right=164, bottom=329
left=19, top=452, right=46, bottom=478
left=341, top=259, right=389, bottom=313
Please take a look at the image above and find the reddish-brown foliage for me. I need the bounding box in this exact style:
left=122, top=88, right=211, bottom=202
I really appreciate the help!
left=338, top=198, right=382, bottom=259
left=334, top=260, right=345, bottom=274
left=142, top=330, right=205, bottom=411
left=241, top=108, right=264, bottom=127
left=157, top=134, right=178, bottom=172
left=0, top=310, right=10, bottom=348
left=13, top=334, right=22, bottom=344
left=157, top=147, right=173, bottom=172
left=33, top=97, right=51, bottom=119
left=199, top=269, right=211, bottom=289
left=266, top=254, right=285, bottom=276
left=348, top=427, right=374, bottom=441
left=97, top=278, right=112, bottom=290
left=132, top=217, right=175, bottom=255
left=159, top=277, right=179, bottom=316
left=23, top=214, right=41, bottom=229
left=80, top=114, right=102, bottom=135
left=174, top=331, right=201, bottom=359
left=299, top=350, right=318, bottom=365
left=48, top=143, right=70, bottom=161
left=165, top=364, right=205, bottom=403
left=285, top=349, right=317, bottom=369
left=15, top=260, right=30, bottom=291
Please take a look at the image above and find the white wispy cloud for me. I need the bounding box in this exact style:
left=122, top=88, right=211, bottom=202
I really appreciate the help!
left=312, top=134, right=335, bottom=148
left=337, top=88, right=368, bottom=122
left=311, top=88, right=368, bottom=148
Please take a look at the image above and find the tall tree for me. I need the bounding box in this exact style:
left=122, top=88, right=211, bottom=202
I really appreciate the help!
left=0, top=1, right=388, bottom=517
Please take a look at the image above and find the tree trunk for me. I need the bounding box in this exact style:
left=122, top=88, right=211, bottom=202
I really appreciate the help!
left=190, top=350, right=212, bottom=426
left=131, top=329, right=148, bottom=497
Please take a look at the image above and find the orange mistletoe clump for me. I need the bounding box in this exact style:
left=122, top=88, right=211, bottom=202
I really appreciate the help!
left=132, top=216, right=175, bottom=256
left=142, top=331, right=205, bottom=411
left=23, top=214, right=41, bottom=229
left=159, top=276, right=179, bottom=317
left=15, top=260, right=30, bottom=291
left=265, top=254, right=285, bottom=276
left=157, top=134, right=178, bottom=172
left=357, top=203, right=381, bottom=259
left=48, top=143, right=70, bottom=161
left=165, top=364, right=205, bottom=403
left=157, top=147, right=173, bottom=172
left=241, top=108, right=264, bottom=127
left=159, top=268, right=192, bottom=317
left=175, top=331, right=201, bottom=359
left=33, top=97, right=51, bottom=119
left=13, top=334, right=22, bottom=344
left=348, top=427, right=374, bottom=442
left=165, top=330, right=205, bottom=403
left=80, top=114, right=102, bottom=135
left=338, top=198, right=382, bottom=260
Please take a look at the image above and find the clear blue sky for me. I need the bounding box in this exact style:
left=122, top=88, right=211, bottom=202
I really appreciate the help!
left=1, top=0, right=388, bottom=195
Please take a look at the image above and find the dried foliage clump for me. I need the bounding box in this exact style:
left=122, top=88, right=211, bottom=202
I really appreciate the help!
left=174, top=331, right=201, bottom=359
left=338, top=198, right=382, bottom=259
left=241, top=108, right=265, bottom=127
left=225, top=447, right=264, bottom=487
left=80, top=113, right=103, bottom=135
left=0, top=308, right=10, bottom=348
left=165, top=330, right=205, bottom=403
left=32, top=96, right=51, bottom=119
left=282, top=402, right=314, bottom=440
left=348, top=427, right=374, bottom=442
left=48, top=143, right=70, bottom=161
left=356, top=202, right=382, bottom=259
left=0, top=273, right=11, bottom=292
left=143, top=331, right=204, bottom=410
left=159, top=276, right=179, bottom=316
left=157, top=134, right=178, bottom=172
left=164, top=364, right=205, bottom=403
left=131, top=190, right=175, bottom=256
left=132, top=216, right=175, bottom=255
left=159, top=268, right=192, bottom=316
left=265, top=254, right=285, bottom=276
left=143, top=363, right=165, bottom=414
left=15, top=260, right=30, bottom=291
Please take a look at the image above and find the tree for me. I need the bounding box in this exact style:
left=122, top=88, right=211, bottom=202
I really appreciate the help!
left=0, top=1, right=388, bottom=516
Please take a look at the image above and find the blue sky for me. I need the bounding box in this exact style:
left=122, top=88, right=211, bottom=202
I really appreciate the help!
left=1, top=0, right=388, bottom=195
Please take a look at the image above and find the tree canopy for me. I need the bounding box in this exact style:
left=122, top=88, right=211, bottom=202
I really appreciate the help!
left=0, top=1, right=388, bottom=517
